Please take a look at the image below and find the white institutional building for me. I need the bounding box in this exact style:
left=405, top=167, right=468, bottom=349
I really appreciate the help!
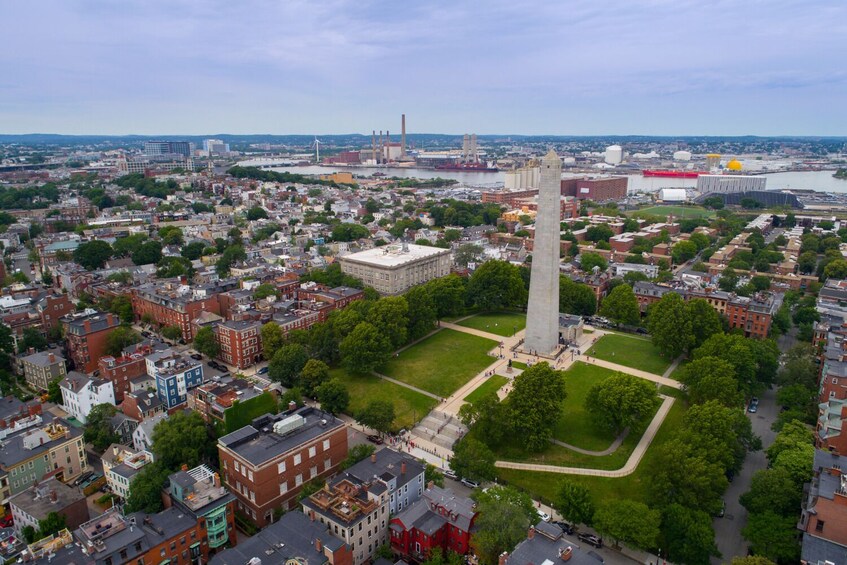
left=338, top=243, right=451, bottom=295
left=524, top=149, right=563, bottom=355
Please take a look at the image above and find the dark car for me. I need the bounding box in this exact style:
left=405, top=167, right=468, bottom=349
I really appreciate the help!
left=257, top=367, right=269, bottom=375
left=578, top=533, right=603, bottom=548
left=367, top=435, right=384, bottom=445
left=141, top=331, right=152, bottom=338
left=553, top=521, right=575, bottom=535
left=190, top=353, right=202, bottom=360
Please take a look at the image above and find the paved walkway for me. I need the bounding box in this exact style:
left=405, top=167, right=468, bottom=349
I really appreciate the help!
left=371, top=371, right=442, bottom=400
left=580, top=356, right=683, bottom=390
left=494, top=394, right=675, bottom=477
left=549, top=428, right=629, bottom=456
left=662, top=355, right=684, bottom=379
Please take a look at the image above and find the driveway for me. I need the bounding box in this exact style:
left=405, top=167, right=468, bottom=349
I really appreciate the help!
left=712, top=384, right=779, bottom=562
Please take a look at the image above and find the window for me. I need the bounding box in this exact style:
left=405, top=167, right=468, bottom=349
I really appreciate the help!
left=817, top=520, right=825, bottom=532
left=234, top=460, right=240, bottom=472
left=324, top=458, right=331, bottom=471
left=323, top=439, right=330, bottom=450
left=294, top=453, right=302, bottom=465
left=308, top=446, right=316, bottom=458
left=120, top=549, right=128, bottom=560
left=277, top=460, right=286, bottom=473
left=180, top=537, right=186, bottom=545
left=248, top=470, right=253, bottom=481
left=280, top=482, right=288, bottom=495
left=310, top=466, right=317, bottom=479
left=295, top=474, right=303, bottom=486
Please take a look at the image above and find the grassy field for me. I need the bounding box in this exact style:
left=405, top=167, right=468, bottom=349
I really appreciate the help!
left=458, top=311, right=526, bottom=337
left=463, top=375, right=509, bottom=404
left=586, top=334, right=673, bottom=375
left=496, top=398, right=687, bottom=506
left=331, top=368, right=437, bottom=431
left=553, top=362, right=620, bottom=451
left=631, top=205, right=714, bottom=219
left=668, top=358, right=689, bottom=381
left=381, top=329, right=497, bottom=397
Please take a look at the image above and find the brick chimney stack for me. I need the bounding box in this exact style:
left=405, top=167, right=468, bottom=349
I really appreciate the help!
left=527, top=527, right=535, bottom=540
left=371, top=452, right=377, bottom=463
left=288, top=401, right=297, bottom=411
left=181, top=464, right=188, bottom=471
left=401, top=462, right=406, bottom=475
left=499, top=552, right=509, bottom=565
left=315, top=538, right=322, bottom=553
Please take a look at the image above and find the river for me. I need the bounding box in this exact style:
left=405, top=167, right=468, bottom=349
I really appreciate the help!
left=275, top=165, right=847, bottom=193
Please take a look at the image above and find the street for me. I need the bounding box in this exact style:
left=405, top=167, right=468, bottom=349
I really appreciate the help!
left=712, top=381, right=780, bottom=562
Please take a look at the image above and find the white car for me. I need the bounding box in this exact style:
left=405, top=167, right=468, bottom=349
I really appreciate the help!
left=443, top=469, right=458, bottom=480
left=537, top=510, right=551, bottom=522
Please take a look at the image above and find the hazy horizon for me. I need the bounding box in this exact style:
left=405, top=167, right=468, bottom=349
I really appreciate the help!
left=3, top=0, right=845, bottom=137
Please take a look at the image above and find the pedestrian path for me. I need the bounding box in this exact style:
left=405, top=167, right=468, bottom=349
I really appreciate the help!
left=371, top=371, right=441, bottom=400
left=549, top=428, right=629, bottom=456
left=580, top=356, right=684, bottom=390
left=662, top=354, right=684, bottom=379
left=495, top=394, right=675, bottom=477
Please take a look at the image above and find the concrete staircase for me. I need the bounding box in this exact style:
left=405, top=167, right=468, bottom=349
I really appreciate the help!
left=412, top=410, right=468, bottom=450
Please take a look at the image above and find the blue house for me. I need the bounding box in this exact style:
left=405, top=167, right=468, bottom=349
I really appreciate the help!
left=145, top=349, right=205, bottom=409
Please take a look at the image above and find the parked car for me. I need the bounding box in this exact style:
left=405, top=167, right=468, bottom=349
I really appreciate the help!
left=141, top=331, right=152, bottom=338
left=553, top=521, right=575, bottom=535
left=190, top=353, right=202, bottom=360
left=460, top=478, right=480, bottom=489
left=578, top=533, right=603, bottom=548
left=537, top=510, right=551, bottom=522
left=366, top=435, right=384, bottom=445
left=748, top=397, right=759, bottom=413
left=443, top=469, right=458, bottom=480
left=717, top=501, right=726, bottom=518
left=257, top=366, right=269, bottom=375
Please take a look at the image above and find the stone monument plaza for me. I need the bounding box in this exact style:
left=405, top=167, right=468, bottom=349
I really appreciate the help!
left=523, top=149, right=562, bottom=356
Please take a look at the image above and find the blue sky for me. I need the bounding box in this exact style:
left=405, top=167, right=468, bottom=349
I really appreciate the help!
left=2, top=0, right=845, bottom=136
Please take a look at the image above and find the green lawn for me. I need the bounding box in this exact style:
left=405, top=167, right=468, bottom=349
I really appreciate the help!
left=330, top=369, right=437, bottom=431
left=631, top=205, right=714, bottom=219
left=668, top=358, right=689, bottom=381
left=381, top=329, right=497, bottom=397
left=586, top=334, right=672, bottom=375
left=457, top=311, right=526, bottom=337
left=496, top=398, right=688, bottom=507
left=463, top=375, right=508, bottom=404
left=553, top=362, right=620, bottom=451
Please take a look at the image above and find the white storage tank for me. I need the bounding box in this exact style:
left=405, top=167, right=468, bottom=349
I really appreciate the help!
left=604, top=145, right=623, bottom=165
left=673, top=150, right=692, bottom=161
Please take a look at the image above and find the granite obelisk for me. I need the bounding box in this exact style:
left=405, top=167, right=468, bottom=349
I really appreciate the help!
left=524, top=149, right=562, bottom=355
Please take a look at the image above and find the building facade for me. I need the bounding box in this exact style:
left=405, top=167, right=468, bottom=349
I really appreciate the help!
left=21, top=351, right=66, bottom=391
left=217, top=406, right=348, bottom=527
left=215, top=320, right=262, bottom=369
left=9, top=478, right=89, bottom=538
left=338, top=244, right=451, bottom=295
left=98, top=346, right=150, bottom=404
left=146, top=350, right=205, bottom=410
left=62, top=311, right=121, bottom=374
left=59, top=372, right=116, bottom=424
left=696, top=174, right=767, bottom=194
left=102, top=443, right=153, bottom=500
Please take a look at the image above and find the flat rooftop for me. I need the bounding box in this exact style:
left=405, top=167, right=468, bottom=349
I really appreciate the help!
left=340, top=243, right=449, bottom=268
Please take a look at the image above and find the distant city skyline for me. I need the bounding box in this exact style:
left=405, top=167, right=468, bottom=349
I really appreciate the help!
left=2, top=0, right=845, bottom=137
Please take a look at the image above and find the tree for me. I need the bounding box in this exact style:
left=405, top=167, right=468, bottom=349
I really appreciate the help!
left=579, top=252, right=607, bottom=273
left=554, top=479, right=595, bottom=526
left=405, top=285, right=438, bottom=341
left=455, top=244, right=483, bottom=267
left=279, top=387, right=305, bottom=409
left=471, top=489, right=533, bottom=565
left=694, top=334, right=760, bottom=397
left=683, top=299, right=722, bottom=350
left=162, top=325, right=182, bottom=341
left=83, top=403, right=119, bottom=451
left=151, top=411, right=214, bottom=470
left=766, top=419, right=815, bottom=464
left=181, top=241, right=206, bottom=261
left=742, top=511, right=800, bottom=563
left=623, top=271, right=649, bottom=284
left=158, top=225, right=184, bottom=245
left=216, top=244, right=247, bottom=276
left=718, top=267, right=738, bottom=292
left=124, top=461, right=171, bottom=513
left=131, top=240, right=163, bottom=266
left=427, top=275, right=467, bottom=318
left=647, top=293, right=692, bottom=357
left=73, top=240, right=113, bottom=270
left=47, top=378, right=62, bottom=403
left=37, top=512, right=67, bottom=539
left=108, top=295, right=135, bottom=325
left=458, top=392, right=508, bottom=446
left=586, top=224, right=614, bottom=243
left=193, top=326, right=220, bottom=358
left=466, top=260, right=527, bottom=311
left=340, top=322, right=391, bottom=375
left=730, top=558, right=776, bottom=565
left=260, top=322, right=286, bottom=360
left=269, top=344, right=309, bottom=387
left=824, top=259, right=847, bottom=281
left=739, top=468, right=802, bottom=517
left=425, top=463, right=445, bottom=488
left=450, top=437, right=496, bottom=481
left=366, top=296, right=409, bottom=350
left=593, top=499, right=660, bottom=550
left=300, top=359, right=330, bottom=397
left=22, top=526, right=37, bottom=544
left=661, top=504, right=720, bottom=565
left=559, top=277, right=597, bottom=316
left=355, top=399, right=395, bottom=434
left=246, top=206, right=268, bottom=221
left=585, top=373, right=660, bottom=433
left=508, top=363, right=567, bottom=452
left=599, top=284, right=640, bottom=326
left=671, top=240, right=698, bottom=264
left=316, top=379, right=349, bottom=415
left=253, top=283, right=279, bottom=301
left=683, top=401, right=761, bottom=475
left=18, top=327, right=48, bottom=353
left=797, top=251, right=818, bottom=274
left=105, top=326, right=141, bottom=356
left=649, top=437, right=728, bottom=514
left=772, top=444, right=814, bottom=486
left=341, top=444, right=375, bottom=470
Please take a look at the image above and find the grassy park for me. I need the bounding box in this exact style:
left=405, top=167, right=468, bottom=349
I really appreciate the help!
left=457, top=311, right=526, bottom=337
left=586, top=334, right=673, bottom=375
left=631, top=205, right=714, bottom=219
left=381, top=329, right=497, bottom=397
left=463, top=375, right=509, bottom=404
left=552, top=362, right=620, bottom=451
left=331, top=368, right=437, bottom=431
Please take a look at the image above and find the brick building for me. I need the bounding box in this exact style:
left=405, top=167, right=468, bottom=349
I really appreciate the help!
left=217, top=406, right=348, bottom=527
left=131, top=281, right=235, bottom=341
left=389, top=485, right=477, bottom=561
left=34, top=292, right=74, bottom=333
left=164, top=464, right=238, bottom=553
left=121, top=389, right=166, bottom=422
left=561, top=176, right=628, bottom=201
left=799, top=449, right=847, bottom=564
left=9, top=478, right=89, bottom=539
left=62, top=311, right=121, bottom=374
left=215, top=320, right=262, bottom=369
left=98, top=345, right=151, bottom=403
left=188, top=377, right=269, bottom=428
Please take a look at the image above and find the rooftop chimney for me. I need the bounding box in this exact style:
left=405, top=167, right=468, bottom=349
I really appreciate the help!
left=315, top=538, right=322, bottom=553
left=181, top=464, right=188, bottom=472
left=50, top=490, right=57, bottom=503
left=371, top=452, right=377, bottom=463
left=48, top=353, right=55, bottom=363
left=499, top=552, right=509, bottom=565
left=288, top=401, right=297, bottom=412
left=528, top=527, right=535, bottom=540
left=214, top=473, right=221, bottom=488
left=401, top=114, right=407, bottom=157
left=401, top=462, right=406, bottom=475
left=427, top=480, right=434, bottom=490
left=309, top=509, right=316, bottom=522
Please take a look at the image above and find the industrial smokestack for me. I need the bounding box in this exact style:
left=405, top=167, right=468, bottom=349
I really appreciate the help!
left=471, top=134, right=479, bottom=163
left=372, top=130, right=376, bottom=164
left=401, top=114, right=407, bottom=157
left=379, top=131, right=383, bottom=164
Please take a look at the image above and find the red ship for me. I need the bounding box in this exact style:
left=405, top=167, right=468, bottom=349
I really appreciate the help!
left=642, top=170, right=706, bottom=178
left=435, top=162, right=499, bottom=172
